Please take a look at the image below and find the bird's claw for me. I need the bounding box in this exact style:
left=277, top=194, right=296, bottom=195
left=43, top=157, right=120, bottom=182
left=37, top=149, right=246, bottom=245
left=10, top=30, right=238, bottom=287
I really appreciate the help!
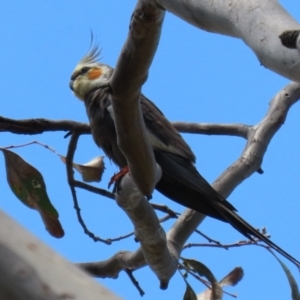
left=108, top=166, right=130, bottom=189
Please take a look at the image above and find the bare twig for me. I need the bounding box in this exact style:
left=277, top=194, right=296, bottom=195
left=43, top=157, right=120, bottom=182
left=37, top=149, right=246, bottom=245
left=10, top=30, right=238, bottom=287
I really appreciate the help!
left=65, top=132, right=111, bottom=244
left=125, top=269, right=145, bottom=297
left=108, top=214, right=175, bottom=243
left=150, top=203, right=179, bottom=218
left=0, top=115, right=255, bottom=140
left=178, top=262, right=210, bottom=289
left=108, top=232, right=135, bottom=243
left=0, top=116, right=90, bottom=135
left=73, top=180, right=115, bottom=200
left=3, top=140, right=58, bottom=153
left=194, top=229, right=228, bottom=249
left=183, top=237, right=278, bottom=252
left=173, top=122, right=249, bottom=139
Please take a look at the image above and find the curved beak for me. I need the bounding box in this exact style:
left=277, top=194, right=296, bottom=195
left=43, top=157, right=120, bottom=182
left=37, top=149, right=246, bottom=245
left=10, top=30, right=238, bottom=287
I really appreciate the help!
left=69, top=81, right=74, bottom=91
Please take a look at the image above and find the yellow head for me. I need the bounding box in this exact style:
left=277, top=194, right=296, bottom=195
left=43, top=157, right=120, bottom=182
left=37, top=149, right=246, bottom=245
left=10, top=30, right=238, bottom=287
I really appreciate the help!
left=69, top=45, right=113, bottom=100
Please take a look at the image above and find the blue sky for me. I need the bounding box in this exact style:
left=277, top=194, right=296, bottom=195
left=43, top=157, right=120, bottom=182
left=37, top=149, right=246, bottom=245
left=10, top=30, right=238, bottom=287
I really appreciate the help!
left=1, top=1, right=300, bottom=299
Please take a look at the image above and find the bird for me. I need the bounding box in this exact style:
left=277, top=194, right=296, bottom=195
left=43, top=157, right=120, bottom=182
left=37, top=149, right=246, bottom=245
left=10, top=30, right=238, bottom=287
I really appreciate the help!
left=69, top=45, right=300, bottom=266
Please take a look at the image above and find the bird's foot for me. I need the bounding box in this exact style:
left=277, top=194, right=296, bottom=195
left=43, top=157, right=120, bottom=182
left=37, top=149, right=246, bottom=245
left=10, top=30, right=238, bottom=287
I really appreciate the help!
left=108, top=166, right=129, bottom=189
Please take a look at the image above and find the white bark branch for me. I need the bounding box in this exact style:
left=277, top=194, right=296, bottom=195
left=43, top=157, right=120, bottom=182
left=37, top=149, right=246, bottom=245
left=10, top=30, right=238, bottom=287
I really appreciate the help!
left=110, top=0, right=165, bottom=197
left=157, top=0, right=300, bottom=82
left=173, top=122, right=249, bottom=138
left=81, top=82, right=300, bottom=280
left=169, top=81, right=300, bottom=250
left=79, top=249, right=147, bottom=279
left=80, top=0, right=300, bottom=291
left=0, top=210, right=121, bottom=300
left=114, top=165, right=179, bottom=289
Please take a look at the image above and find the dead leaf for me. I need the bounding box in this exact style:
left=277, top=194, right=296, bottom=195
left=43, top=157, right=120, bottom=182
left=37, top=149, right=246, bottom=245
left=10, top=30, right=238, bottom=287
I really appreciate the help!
left=219, top=267, right=244, bottom=287
left=197, top=267, right=244, bottom=300
left=60, top=155, right=105, bottom=182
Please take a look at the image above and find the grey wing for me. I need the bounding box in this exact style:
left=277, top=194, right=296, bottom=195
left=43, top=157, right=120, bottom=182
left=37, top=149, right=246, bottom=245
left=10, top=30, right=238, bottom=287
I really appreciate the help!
left=140, top=94, right=196, bottom=163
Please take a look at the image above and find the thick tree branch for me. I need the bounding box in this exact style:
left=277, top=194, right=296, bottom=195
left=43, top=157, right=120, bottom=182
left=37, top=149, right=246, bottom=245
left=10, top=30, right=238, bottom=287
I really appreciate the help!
left=1, top=86, right=299, bottom=285
left=168, top=81, right=300, bottom=252
left=0, top=210, right=120, bottom=300
left=109, top=1, right=165, bottom=197
left=78, top=249, right=146, bottom=279
left=114, top=165, right=178, bottom=289
left=0, top=116, right=90, bottom=135
left=157, top=0, right=300, bottom=82
left=80, top=82, right=300, bottom=279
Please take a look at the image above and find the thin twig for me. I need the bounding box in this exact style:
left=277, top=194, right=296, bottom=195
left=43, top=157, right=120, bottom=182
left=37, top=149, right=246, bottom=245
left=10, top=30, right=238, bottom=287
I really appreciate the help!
left=108, top=232, right=135, bottom=243
left=73, top=180, right=115, bottom=200
left=65, top=132, right=111, bottom=244
left=3, top=140, right=58, bottom=154
left=183, top=238, right=265, bottom=250
left=109, top=214, right=174, bottom=243
left=150, top=203, right=179, bottom=218
left=173, top=122, right=250, bottom=139
left=0, top=116, right=91, bottom=135
left=194, top=229, right=228, bottom=249
left=178, top=262, right=237, bottom=298
left=178, top=262, right=210, bottom=288
left=125, top=269, right=145, bottom=297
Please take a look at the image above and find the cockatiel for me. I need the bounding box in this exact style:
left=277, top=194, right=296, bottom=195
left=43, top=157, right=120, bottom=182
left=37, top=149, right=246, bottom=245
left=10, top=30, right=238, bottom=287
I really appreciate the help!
left=69, top=45, right=299, bottom=266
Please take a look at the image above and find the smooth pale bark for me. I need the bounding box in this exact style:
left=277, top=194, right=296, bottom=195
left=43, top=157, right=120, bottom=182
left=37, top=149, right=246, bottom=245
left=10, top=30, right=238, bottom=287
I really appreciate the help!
left=114, top=166, right=178, bottom=289
left=2, top=0, right=300, bottom=296
left=168, top=82, right=300, bottom=252
left=110, top=0, right=165, bottom=197
left=81, top=82, right=300, bottom=281
left=0, top=210, right=121, bottom=300
left=157, top=0, right=300, bottom=82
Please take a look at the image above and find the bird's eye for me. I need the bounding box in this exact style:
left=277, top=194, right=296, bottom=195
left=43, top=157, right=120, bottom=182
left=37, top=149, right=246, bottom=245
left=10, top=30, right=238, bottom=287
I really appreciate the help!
left=81, top=67, right=90, bottom=74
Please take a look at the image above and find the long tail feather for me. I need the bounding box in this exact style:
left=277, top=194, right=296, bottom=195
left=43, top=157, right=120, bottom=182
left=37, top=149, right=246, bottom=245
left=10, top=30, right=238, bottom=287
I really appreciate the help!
left=216, top=203, right=300, bottom=267
left=154, top=150, right=300, bottom=266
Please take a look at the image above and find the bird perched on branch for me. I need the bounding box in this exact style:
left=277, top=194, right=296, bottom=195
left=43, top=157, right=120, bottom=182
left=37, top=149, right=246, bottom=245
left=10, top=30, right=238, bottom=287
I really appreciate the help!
left=69, top=45, right=299, bottom=266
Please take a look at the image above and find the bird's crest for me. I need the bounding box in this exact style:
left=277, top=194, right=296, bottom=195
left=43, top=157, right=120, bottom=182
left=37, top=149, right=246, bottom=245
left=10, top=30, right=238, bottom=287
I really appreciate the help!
left=79, top=31, right=102, bottom=65
left=79, top=44, right=102, bottom=65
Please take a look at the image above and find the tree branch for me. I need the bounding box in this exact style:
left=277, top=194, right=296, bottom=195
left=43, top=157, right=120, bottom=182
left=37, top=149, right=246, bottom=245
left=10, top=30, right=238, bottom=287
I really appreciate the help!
left=173, top=122, right=249, bottom=138
left=109, top=0, right=165, bottom=197
left=168, top=81, right=300, bottom=252
left=0, top=115, right=251, bottom=139
left=80, top=81, right=300, bottom=279
left=114, top=165, right=178, bottom=289
left=0, top=116, right=90, bottom=135
left=78, top=249, right=146, bottom=279
left=0, top=210, right=120, bottom=300
left=156, top=0, right=300, bottom=82
left=65, top=132, right=112, bottom=244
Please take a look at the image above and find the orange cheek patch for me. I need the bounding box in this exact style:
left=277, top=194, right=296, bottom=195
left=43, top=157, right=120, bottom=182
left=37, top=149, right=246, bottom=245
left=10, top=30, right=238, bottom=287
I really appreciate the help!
left=88, top=68, right=102, bottom=80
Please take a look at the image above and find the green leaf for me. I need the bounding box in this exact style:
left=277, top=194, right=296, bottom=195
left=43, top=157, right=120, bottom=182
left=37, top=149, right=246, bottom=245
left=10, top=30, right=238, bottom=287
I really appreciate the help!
left=182, top=258, right=223, bottom=300
left=270, top=252, right=300, bottom=300
left=2, top=149, right=64, bottom=238
left=183, top=280, right=198, bottom=300
left=179, top=270, right=198, bottom=300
